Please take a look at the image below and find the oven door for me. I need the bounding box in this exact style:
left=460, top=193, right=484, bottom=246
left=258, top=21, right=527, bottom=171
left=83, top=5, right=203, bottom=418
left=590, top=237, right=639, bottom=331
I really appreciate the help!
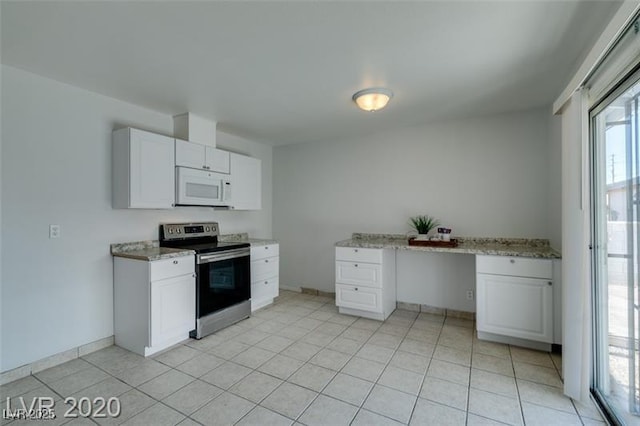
left=196, top=248, right=250, bottom=318
left=176, top=167, right=228, bottom=206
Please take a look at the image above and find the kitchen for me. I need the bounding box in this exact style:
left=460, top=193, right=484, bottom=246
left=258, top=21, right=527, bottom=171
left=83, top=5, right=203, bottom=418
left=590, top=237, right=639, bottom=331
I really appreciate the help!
left=0, top=1, right=636, bottom=425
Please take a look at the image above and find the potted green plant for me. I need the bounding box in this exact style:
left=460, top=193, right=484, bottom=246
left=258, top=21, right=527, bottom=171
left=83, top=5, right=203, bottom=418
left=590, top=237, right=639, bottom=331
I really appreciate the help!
left=409, top=215, right=440, bottom=240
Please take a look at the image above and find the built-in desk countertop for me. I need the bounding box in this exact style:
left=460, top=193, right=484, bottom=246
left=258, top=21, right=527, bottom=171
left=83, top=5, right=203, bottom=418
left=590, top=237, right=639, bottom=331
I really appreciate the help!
left=335, top=233, right=561, bottom=259
left=335, top=233, right=562, bottom=350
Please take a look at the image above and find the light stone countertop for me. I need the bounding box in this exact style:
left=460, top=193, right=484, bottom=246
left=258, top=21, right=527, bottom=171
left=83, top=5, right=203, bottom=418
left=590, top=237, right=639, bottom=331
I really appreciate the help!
left=110, top=241, right=195, bottom=261
left=336, top=233, right=561, bottom=259
left=111, top=233, right=278, bottom=261
left=219, top=233, right=279, bottom=247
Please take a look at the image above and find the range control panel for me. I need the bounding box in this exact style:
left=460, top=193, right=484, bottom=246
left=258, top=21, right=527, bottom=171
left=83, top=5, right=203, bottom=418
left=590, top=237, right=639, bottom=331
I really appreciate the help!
left=161, top=222, right=219, bottom=240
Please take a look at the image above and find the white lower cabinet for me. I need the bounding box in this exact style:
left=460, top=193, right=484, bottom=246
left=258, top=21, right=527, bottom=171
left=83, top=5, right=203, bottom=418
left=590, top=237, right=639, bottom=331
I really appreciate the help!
left=335, top=247, right=396, bottom=321
left=150, top=274, right=196, bottom=348
left=114, top=255, right=195, bottom=356
left=250, top=244, right=279, bottom=311
left=476, top=255, right=553, bottom=345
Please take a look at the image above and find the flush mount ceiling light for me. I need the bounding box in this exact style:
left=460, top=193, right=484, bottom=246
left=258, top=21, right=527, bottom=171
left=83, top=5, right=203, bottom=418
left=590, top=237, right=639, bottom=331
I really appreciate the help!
left=352, top=87, right=394, bottom=112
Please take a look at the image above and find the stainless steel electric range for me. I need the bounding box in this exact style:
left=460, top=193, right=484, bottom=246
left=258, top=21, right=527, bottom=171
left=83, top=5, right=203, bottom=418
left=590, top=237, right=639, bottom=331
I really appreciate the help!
left=159, top=222, right=250, bottom=339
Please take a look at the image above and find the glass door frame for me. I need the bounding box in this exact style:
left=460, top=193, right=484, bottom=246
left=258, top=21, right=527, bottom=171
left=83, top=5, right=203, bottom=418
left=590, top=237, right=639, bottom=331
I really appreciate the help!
left=590, top=64, right=640, bottom=426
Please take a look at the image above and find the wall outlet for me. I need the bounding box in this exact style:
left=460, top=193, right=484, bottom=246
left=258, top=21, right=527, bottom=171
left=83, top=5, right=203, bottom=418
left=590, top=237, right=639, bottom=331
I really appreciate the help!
left=49, top=224, right=61, bottom=239
left=466, top=289, right=474, bottom=300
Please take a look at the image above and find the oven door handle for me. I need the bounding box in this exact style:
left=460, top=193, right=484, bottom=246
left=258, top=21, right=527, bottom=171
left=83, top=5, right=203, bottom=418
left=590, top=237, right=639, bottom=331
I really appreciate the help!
left=197, top=248, right=250, bottom=264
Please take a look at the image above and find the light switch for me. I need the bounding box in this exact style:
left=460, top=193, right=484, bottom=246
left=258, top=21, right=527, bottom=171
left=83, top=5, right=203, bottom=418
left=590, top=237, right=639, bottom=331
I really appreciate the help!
left=49, top=224, right=61, bottom=239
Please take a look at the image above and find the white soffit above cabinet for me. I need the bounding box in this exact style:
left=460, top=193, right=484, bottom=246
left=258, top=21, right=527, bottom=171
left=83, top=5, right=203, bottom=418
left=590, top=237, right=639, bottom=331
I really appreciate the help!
left=1, top=1, right=622, bottom=145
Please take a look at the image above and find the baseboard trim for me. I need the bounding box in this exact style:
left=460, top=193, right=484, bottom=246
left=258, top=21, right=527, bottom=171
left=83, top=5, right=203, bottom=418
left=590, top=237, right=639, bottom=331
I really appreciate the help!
left=0, top=336, right=114, bottom=385
left=477, top=331, right=551, bottom=352
left=279, top=285, right=302, bottom=292
left=397, top=301, right=476, bottom=320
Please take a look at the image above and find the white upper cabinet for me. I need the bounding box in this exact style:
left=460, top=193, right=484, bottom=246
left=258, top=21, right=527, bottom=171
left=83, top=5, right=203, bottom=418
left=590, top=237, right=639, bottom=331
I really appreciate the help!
left=175, top=139, right=230, bottom=173
left=207, top=146, right=230, bottom=174
left=229, top=152, right=261, bottom=210
left=175, top=138, right=205, bottom=169
left=112, top=128, right=175, bottom=209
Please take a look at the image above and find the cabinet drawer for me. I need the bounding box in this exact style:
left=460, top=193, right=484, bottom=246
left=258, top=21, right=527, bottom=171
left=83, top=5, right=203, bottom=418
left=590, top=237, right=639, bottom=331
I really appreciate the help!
left=336, top=261, right=382, bottom=288
left=476, top=255, right=552, bottom=279
left=251, top=256, right=279, bottom=282
left=335, top=247, right=382, bottom=264
left=150, top=256, right=194, bottom=281
left=336, top=284, right=382, bottom=313
left=251, top=244, right=279, bottom=261
left=251, top=276, right=279, bottom=302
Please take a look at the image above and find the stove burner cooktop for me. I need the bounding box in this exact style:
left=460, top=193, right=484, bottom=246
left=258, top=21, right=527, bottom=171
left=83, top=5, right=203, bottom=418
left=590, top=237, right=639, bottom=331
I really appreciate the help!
left=163, top=240, right=250, bottom=254
left=158, top=222, right=250, bottom=253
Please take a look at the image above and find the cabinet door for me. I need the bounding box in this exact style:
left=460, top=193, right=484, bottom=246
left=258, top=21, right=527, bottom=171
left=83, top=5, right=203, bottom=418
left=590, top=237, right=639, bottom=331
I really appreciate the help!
left=336, top=284, right=382, bottom=313
left=229, top=153, right=261, bottom=210
left=175, top=139, right=206, bottom=170
left=129, top=129, right=175, bottom=208
left=336, top=261, right=382, bottom=288
left=150, top=273, right=195, bottom=347
left=206, top=147, right=230, bottom=174
left=476, top=273, right=553, bottom=343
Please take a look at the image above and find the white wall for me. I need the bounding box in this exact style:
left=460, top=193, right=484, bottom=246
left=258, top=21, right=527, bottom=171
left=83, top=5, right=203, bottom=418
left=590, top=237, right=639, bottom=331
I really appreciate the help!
left=397, top=252, right=476, bottom=312
left=0, top=66, right=272, bottom=372
left=273, top=108, right=555, bottom=294
left=548, top=113, right=563, bottom=251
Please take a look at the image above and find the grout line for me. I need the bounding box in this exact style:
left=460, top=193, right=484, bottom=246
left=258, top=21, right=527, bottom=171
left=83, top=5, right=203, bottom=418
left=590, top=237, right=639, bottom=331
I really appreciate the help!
left=510, top=345, right=527, bottom=425
left=3, top=293, right=495, bottom=426
left=465, top=329, right=475, bottom=426
left=405, top=311, right=438, bottom=426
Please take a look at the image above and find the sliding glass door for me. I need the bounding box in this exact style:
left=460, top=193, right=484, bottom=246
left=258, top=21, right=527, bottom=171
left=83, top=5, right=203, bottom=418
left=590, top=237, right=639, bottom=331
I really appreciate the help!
left=591, top=72, right=640, bottom=424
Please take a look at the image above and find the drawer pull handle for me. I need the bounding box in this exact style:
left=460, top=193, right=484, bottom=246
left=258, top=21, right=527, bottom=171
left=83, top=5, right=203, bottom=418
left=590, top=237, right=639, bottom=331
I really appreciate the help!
left=354, top=249, right=358, bottom=252
left=173, top=260, right=178, bottom=264
left=355, top=287, right=358, bottom=291
left=265, top=246, right=269, bottom=249
left=510, top=259, right=515, bottom=264
left=265, top=281, right=268, bottom=284
left=265, top=259, right=269, bottom=263
left=354, top=264, right=358, bottom=267
left=548, top=281, right=552, bottom=286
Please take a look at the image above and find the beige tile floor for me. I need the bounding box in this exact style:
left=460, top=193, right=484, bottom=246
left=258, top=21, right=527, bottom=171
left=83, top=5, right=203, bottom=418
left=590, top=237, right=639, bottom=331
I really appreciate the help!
left=1, top=291, right=606, bottom=425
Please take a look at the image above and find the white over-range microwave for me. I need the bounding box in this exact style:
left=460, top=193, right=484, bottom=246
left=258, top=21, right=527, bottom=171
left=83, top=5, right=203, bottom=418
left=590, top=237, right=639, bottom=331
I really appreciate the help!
left=176, top=167, right=231, bottom=207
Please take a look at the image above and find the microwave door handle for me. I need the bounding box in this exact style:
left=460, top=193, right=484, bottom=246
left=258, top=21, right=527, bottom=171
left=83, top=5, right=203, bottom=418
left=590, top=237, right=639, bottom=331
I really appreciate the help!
left=223, top=181, right=231, bottom=203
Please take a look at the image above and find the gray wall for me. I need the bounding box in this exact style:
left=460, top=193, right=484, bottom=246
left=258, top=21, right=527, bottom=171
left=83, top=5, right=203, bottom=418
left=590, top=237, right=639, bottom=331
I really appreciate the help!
left=273, top=108, right=560, bottom=293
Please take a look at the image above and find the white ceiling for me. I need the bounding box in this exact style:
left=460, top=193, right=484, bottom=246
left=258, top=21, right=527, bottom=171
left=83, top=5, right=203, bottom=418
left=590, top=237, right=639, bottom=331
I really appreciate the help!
left=1, top=1, right=621, bottom=146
